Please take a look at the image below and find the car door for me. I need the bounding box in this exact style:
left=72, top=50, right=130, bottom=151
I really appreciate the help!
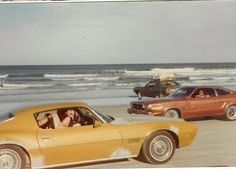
left=142, top=82, right=156, bottom=97
left=185, top=88, right=217, bottom=117
left=36, top=107, right=122, bottom=166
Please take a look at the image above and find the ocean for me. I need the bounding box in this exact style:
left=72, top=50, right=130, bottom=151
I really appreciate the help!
left=0, top=63, right=236, bottom=96
left=0, top=62, right=235, bottom=109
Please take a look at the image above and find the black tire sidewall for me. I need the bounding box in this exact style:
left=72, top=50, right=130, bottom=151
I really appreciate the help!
left=141, top=131, right=176, bottom=164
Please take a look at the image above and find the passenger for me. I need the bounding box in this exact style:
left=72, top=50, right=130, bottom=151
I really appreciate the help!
left=58, top=109, right=81, bottom=128
left=38, top=113, right=54, bottom=129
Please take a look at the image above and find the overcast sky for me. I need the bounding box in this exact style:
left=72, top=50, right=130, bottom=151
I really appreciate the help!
left=0, top=1, right=236, bottom=65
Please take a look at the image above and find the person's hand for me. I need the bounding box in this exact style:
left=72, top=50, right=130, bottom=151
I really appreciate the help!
left=73, top=123, right=81, bottom=127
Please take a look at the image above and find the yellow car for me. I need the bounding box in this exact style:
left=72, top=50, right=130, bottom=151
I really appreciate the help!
left=0, top=102, right=197, bottom=169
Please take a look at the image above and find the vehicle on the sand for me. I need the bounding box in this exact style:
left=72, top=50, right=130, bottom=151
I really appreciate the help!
left=129, top=86, right=236, bottom=120
left=133, top=76, right=180, bottom=98
left=0, top=102, right=196, bottom=169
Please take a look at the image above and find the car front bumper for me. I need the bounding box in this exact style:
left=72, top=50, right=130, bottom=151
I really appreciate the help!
left=127, top=108, right=163, bottom=116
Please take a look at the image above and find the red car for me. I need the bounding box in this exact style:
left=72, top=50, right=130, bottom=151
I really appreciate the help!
left=128, top=86, right=236, bottom=120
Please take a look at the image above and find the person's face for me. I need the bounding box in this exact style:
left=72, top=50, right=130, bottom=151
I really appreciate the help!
left=199, top=90, right=204, bottom=95
left=66, top=110, right=75, bottom=118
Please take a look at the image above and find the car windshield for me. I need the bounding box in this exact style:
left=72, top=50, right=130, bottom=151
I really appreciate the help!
left=169, top=87, right=195, bottom=98
left=0, top=111, right=14, bottom=123
left=93, top=108, right=114, bottom=123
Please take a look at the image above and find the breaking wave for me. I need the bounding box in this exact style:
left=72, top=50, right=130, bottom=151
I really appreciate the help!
left=97, top=69, right=126, bottom=74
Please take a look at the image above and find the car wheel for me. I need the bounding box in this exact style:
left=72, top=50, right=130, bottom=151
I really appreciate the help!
left=224, top=105, right=236, bottom=121
left=164, top=109, right=180, bottom=119
left=141, top=131, right=176, bottom=164
left=0, top=145, right=30, bottom=169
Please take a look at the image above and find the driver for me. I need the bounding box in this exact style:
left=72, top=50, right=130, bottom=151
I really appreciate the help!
left=195, top=90, right=210, bottom=98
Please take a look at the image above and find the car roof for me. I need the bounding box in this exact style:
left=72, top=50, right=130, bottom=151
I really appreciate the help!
left=180, top=86, right=235, bottom=92
left=14, top=102, right=88, bottom=116
left=181, top=85, right=231, bottom=89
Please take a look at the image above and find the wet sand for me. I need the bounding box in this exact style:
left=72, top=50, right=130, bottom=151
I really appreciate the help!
left=61, top=105, right=236, bottom=168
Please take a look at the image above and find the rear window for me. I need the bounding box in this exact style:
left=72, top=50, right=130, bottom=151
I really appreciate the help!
left=0, top=112, right=14, bottom=123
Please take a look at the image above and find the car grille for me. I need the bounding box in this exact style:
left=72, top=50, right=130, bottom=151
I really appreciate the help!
left=132, top=103, right=144, bottom=110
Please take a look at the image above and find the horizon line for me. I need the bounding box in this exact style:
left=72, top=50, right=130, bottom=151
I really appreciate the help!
left=0, top=62, right=235, bottom=66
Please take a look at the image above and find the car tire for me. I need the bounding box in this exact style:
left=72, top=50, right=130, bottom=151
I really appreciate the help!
left=224, top=105, right=236, bottom=121
left=140, top=131, right=176, bottom=164
left=0, top=145, right=30, bottom=169
left=164, top=109, right=180, bottom=119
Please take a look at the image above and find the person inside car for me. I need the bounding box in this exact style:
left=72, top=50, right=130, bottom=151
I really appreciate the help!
left=195, top=90, right=210, bottom=98
left=37, top=113, right=54, bottom=129
left=58, top=109, right=81, bottom=128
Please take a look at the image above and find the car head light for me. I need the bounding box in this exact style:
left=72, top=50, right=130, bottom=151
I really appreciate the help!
left=146, top=105, right=152, bottom=111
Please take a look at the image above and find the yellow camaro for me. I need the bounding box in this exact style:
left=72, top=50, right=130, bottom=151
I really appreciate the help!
left=0, top=102, right=197, bottom=169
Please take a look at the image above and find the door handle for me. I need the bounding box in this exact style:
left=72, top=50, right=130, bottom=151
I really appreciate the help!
left=40, top=136, right=50, bottom=140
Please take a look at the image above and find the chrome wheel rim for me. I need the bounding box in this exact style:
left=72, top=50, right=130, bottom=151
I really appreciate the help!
left=149, top=135, right=173, bottom=162
left=0, top=149, right=21, bottom=169
left=165, top=110, right=179, bottom=118
left=226, top=106, right=236, bottom=120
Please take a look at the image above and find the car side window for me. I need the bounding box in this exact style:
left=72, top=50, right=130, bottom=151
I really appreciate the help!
left=35, top=110, right=58, bottom=129
left=35, top=107, right=96, bottom=129
left=76, top=107, right=99, bottom=126
left=216, top=88, right=231, bottom=96
left=147, top=82, right=156, bottom=87
left=192, top=88, right=216, bottom=98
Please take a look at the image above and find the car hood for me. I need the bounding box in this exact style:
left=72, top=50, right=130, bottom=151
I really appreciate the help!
left=111, top=114, right=184, bottom=125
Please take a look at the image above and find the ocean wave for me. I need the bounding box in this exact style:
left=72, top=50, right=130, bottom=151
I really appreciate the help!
left=115, top=83, right=136, bottom=87
left=44, top=73, right=95, bottom=78
left=0, top=74, right=8, bottom=78
left=97, top=69, right=126, bottom=74
left=190, top=77, right=215, bottom=81
left=83, top=76, right=120, bottom=81
left=0, top=83, right=54, bottom=90
left=151, top=68, right=196, bottom=74
left=124, top=67, right=236, bottom=77
left=69, top=82, right=104, bottom=87
left=124, top=68, right=196, bottom=77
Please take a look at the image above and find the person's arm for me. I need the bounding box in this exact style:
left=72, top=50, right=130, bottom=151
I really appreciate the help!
left=38, top=116, right=49, bottom=126
left=58, top=117, right=70, bottom=128
left=51, top=113, right=61, bottom=129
